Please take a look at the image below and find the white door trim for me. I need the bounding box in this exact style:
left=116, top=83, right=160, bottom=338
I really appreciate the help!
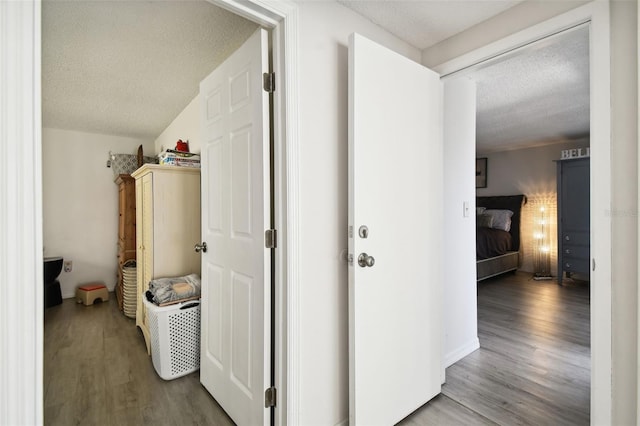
left=433, top=2, right=612, bottom=424
left=0, top=1, right=43, bottom=425
left=208, top=2, right=300, bottom=425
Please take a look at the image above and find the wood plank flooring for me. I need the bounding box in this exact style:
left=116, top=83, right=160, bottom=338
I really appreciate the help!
left=44, top=271, right=589, bottom=425
left=400, top=272, right=590, bottom=426
left=44, top=297, right=234, bottom=426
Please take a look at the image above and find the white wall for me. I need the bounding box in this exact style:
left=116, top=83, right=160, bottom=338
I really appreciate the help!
left=42, top=128, right=155, bottom=298
left=443, top=78, right=479, bottom=367
left=476, top=140, right=589, bottom=197
left=154, top=95, right=201, bottom=154
left=424, top=0, right=638, bottom=423
left=297, top=2, right=420, bottom=424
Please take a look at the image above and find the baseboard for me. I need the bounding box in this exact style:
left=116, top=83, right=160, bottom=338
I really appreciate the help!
left=444, top=338, right=480, bottom=368
left=62, top=291, right=76, bottom=300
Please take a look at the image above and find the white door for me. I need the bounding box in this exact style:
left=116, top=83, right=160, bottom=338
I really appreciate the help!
left=348, top=33, right=444, bottom=425
left=199, top=28, right=271, bottom=426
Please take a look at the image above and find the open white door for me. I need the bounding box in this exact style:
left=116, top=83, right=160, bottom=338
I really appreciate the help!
left=348, top=33, right=444, bottom=425
left=199, top=28, right=271, bottom=426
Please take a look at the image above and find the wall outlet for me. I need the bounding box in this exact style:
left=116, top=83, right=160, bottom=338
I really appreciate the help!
left=63, top=261, right=72, bottom=273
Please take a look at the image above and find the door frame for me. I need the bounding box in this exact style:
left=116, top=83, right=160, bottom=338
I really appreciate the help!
left=0, top=1, right=300, bottom=425
left=208, top=2, right=300, bottom=424
left=0, top=3, right=43, bottom=424
left=433, top=2, right=611, bottom=424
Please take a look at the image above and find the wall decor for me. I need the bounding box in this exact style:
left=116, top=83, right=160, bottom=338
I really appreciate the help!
left=476, top=157, right=487, bottom=188
left=561, top=147, right=590, bottom=159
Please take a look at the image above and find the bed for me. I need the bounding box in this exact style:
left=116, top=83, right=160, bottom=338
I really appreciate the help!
left=476, top=194, right=527, bottom=281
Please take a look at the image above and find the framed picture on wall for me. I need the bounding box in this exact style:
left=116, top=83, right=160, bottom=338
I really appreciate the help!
left=476, top=158, right=487, bottom=188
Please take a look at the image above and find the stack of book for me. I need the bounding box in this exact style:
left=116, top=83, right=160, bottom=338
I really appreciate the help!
left=158, top=149, right=201, bottom=168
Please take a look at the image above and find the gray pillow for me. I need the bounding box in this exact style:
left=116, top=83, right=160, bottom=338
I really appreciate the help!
left=483, top=209, right=514, bottom=232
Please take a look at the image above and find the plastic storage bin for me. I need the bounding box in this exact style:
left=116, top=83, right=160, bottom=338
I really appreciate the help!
left=144, top=298, right=201, bottom=380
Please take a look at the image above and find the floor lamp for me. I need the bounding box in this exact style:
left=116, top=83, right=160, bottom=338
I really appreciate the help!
left=533, top=205, right=552, bottom=280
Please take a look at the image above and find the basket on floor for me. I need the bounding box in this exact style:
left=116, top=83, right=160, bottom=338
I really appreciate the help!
left=122, top=260, right=137, bottom=318
left=144, top=298, right=201, bottom=380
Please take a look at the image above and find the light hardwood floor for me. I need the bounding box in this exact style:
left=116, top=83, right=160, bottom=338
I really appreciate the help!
left=44, top=272, right=589, bottom=425
left=44, top=297, right=234, bottom=425
left=400, top=272, right=590, bottom=425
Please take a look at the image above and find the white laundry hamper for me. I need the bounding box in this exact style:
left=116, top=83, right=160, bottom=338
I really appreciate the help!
left=144, top=298, right=201, bottom=380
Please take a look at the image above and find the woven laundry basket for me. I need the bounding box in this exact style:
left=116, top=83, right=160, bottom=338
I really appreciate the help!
left=122, top=260, right=137, bottom=318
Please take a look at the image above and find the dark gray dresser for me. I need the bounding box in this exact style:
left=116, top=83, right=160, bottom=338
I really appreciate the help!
left=556, top=157, right=590, bottom=284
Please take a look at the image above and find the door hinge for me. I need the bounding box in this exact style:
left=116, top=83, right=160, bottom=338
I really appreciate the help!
left=265, top=386, right=277, bottom=408
left=263, top=72, right=275, bottom=93
left=265, top=229, right=277, bottom=249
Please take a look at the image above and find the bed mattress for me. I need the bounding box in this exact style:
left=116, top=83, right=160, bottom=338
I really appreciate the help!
left=476, top=227, right=512, bottom=260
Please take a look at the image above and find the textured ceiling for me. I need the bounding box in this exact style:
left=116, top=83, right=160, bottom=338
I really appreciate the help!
left=469, top=25, right=590, bottom=153
left=42, top=0, right=258, bottom=139
left=338, top=1, right=589, bottom=152
left=43, top=0, right=589, bottom=152
left=337, top=0, right=524, bottom=50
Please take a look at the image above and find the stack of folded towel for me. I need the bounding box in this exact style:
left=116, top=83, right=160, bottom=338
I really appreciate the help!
left=145, top=273, right=201, bottom=306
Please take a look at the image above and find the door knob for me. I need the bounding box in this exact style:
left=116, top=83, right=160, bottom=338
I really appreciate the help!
left=358, top=253, right=375, bottom=268
left=194, top=242, right=207, bottom=253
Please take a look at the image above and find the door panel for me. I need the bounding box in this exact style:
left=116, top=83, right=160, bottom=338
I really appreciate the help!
left=199, top=28, right=270, bottom=426
left=348, top=33, right=444, bottom=425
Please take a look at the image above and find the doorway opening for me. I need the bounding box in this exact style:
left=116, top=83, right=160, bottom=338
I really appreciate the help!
left=470, top=30, right=592, bottom=420
left=435, top=2, right=610, bottom=422
left=40, top=1, right=296, bottom=425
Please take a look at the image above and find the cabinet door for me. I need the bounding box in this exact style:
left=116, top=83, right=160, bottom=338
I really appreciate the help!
left=141, top=174, right=153, bottom=288
left=118, top=184, right=126, bottom=240
left=150, top=170, right=200, bottom=279
left=140, top=174, right=154, bottom=338
left=123, top=178, right=137, bottom=254
left=561, top=159, right=590, bottom=233
left=135, top=176, right=152, bottom=354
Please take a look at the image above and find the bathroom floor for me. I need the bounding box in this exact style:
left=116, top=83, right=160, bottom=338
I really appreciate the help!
left=43, top=296, right=234, bottom=425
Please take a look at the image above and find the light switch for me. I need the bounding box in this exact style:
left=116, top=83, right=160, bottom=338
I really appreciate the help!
left=463, top=201, right=470, bottom=218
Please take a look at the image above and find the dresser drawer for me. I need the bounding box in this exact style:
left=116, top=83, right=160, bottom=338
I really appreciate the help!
left=562, top=245, right=589, bottom=259
left=562, top=258, right=590, bottom=273
left=562, top=232, right=589, bottom=246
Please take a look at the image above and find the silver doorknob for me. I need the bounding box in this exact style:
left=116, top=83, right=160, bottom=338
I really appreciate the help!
left=194, top=242, right=207, bottom=253
left=358, top=253, right=375, bottom=268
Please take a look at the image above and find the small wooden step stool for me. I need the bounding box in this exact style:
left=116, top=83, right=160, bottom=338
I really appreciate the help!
left=76, top=283, right=109, bottom=306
